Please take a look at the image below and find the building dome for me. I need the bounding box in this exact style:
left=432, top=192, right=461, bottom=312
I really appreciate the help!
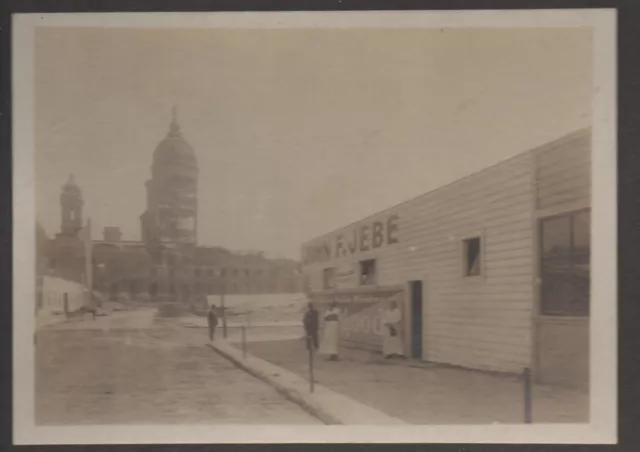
left=153, top=107, right=197, bottom=169
left=62, top=174, right=82, bottom=198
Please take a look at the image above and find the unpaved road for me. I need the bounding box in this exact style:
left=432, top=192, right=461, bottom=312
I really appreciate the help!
left=35, top=308, right=321, bottom=425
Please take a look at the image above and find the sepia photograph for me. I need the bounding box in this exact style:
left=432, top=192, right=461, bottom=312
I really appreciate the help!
left=12, top=10, right=616, bottom=444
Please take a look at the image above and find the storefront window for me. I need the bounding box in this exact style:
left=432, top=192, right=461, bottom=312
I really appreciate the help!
left=540, top=210, right=590, bottom=316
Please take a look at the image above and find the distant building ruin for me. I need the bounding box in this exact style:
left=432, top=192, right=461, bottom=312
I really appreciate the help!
left=41, top=109, right=302, bottom=303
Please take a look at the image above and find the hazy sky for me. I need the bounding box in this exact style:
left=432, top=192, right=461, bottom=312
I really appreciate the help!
left=35, top=26, right=592, bottom=259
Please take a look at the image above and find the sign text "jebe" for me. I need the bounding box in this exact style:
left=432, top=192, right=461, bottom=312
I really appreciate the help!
left=303, top=215, right=399, bottom=264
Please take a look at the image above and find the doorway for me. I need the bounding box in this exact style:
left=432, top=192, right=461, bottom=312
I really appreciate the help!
left=409, top=280, right=423, bottom=359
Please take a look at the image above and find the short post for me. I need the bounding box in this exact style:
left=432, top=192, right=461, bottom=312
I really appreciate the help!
left=221, top=292, right=227, bottom=339
left=523, top=367, right=532, bottom=424
left=63, top=293, right=69, bottom=319
left=307, top=336, right=315, bottom=393
left=241, top=325, right=247, bottom=359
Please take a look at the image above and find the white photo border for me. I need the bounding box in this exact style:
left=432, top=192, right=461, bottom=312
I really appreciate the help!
left=12, top=9, right=617, bottom=445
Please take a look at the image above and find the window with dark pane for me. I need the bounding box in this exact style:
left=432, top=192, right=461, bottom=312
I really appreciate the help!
left=360, top=259, right=377, bottom=286
left=464, top=237, right=481, bottom=276
left=540, top=210, right=590, bottom=316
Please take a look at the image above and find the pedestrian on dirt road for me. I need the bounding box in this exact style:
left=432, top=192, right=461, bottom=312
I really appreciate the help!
left=303, top=302, right=319, bottom=350
left=207, top=304, right=219, bottom=342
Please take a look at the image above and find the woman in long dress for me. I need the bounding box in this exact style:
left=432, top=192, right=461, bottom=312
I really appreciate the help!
left=319, top=302, right=341, bottom=361
left=382, top=300, right=405, bottom=359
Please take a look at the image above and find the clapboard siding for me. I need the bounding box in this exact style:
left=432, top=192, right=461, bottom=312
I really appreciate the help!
left=303, top=150, right=535, bottom=373
left=533, top=128, right=591, bottom=388
left=535, top=130, right=591, bottom=210
left=303, top=129, right=590, bottom=376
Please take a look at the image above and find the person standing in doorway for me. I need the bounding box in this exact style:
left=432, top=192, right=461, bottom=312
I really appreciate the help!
left=382, top=300, right=405, bottom=359
left=303, top=302, right=320, bottom=350
left=207, top=304, right=218, bottom=342
left=319, top=302, right=341, bottom=361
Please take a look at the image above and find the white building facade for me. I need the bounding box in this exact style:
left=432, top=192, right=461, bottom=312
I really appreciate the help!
left=301, top=128, right=590, bottom=388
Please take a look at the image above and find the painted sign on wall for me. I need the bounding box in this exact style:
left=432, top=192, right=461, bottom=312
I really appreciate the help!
left=303, top=214, right=400, bottom=264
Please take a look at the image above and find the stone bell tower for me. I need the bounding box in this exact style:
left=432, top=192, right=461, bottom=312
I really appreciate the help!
left=60, top=173, right=83, bottom=236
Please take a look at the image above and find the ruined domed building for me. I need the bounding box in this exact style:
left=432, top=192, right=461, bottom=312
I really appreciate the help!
left=46, top=108, right=302, bottom=303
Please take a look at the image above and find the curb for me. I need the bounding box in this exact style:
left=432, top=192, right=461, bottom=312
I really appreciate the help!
left=208, top=340, right=406, bottom=425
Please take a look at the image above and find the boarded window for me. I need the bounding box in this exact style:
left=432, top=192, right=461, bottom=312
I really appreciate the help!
left=360, top=259, right=377, bottom=286
left=540, top=210, right=590, bottom=316
left=323, top=268, right=336, bottom=290
left=464, top=237, right=482, bottom=276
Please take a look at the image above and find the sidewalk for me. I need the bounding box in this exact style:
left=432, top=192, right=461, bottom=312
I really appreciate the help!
left=243, top=339, right=589, bottom=425
left=209, top=339, right=405, bottom=425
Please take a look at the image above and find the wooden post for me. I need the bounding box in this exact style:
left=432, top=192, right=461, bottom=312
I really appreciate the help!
left=523, top=367, right=532, bottom=424
left=308, top=336, right=315, bottom=393
left=63, top=293, right=69, bottom=319
left=220, top=287, right=227, bottom=339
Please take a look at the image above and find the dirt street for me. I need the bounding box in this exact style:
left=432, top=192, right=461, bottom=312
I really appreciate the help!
left=246, top=339, right=589, bottom=425
left=35, top=308, right=321, bottom=425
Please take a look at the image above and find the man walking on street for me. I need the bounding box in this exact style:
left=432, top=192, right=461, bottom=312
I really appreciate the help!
left=207, top=304, right=218, bottom=342
left=303, top=302, right=319, bottom=351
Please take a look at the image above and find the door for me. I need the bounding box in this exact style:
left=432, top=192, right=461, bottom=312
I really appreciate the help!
left=410, top=280, right=423, bottom=359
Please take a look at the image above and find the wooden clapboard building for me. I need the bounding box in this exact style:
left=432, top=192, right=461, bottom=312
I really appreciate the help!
left=301, top=128, right=591, bottom=388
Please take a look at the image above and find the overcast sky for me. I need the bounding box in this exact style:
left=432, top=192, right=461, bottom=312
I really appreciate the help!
left=35, top=26, right=592, bottom=260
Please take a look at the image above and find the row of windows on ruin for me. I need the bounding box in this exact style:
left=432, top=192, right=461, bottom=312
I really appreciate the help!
left=109, top=280, right=299, bottom=296
left=149, top=267, right=283, bottom=278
